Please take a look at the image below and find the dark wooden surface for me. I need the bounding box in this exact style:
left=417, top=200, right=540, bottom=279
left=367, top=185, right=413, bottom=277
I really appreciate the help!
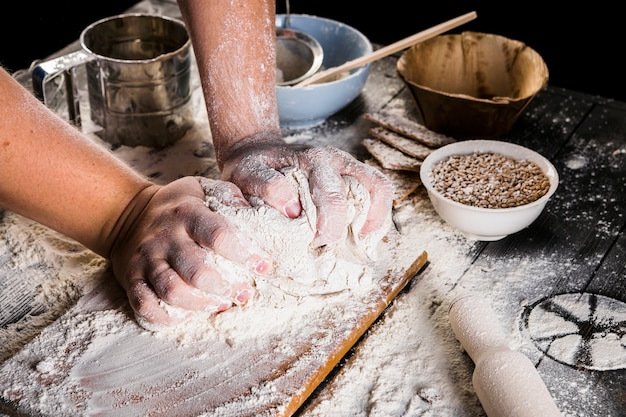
left=1, top=0, right=625, bottom=415
left=297, top=56, right=626, bottom=415
left=460, top=88, right=626, bottom=414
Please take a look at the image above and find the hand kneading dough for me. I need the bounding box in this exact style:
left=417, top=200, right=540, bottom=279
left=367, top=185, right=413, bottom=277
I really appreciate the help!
left=200, top=167, right=392, bottom=297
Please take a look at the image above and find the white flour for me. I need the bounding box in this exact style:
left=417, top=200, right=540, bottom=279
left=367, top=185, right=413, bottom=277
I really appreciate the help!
left=1, top=18, right=621, bottom=413
left=0, top=181, right=619, bottom=417
left=0, top=213, right=106, bottom=364
left=200, top=167, right=389, bottom=296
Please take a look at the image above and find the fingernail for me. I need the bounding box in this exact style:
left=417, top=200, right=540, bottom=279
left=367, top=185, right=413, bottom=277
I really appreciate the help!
left=283, top=198, right=301, bottom=218
left=215, top=302, right=231, bottom=313
left=235, top=288, right=251, bottom=304
left=247, top=257, right=273, bottom=275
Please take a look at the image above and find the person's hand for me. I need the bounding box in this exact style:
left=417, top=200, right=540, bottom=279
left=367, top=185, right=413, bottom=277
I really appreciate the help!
left=219, top=134, right=395, bottom=248
left=108, top=177, right=273, bottom=328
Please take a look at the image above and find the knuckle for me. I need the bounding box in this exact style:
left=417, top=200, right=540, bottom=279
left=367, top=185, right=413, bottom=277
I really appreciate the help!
left=151, top=268, right=182, bottom=305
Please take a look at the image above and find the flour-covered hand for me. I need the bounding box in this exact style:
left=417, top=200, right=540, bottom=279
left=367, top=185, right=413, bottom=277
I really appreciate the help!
left=108, top=177, right=272, bottom=328
left=220, top=135, right=395, bottom=248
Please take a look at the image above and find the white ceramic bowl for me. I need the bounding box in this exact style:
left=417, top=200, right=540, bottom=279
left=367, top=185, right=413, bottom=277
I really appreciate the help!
left=275, top=14, right=372, bottom=129
left=419, top=140, right=559, bottom=240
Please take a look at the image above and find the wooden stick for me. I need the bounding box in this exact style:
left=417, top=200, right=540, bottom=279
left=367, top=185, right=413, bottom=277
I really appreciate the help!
left=294, top=11, right=477, bottom=87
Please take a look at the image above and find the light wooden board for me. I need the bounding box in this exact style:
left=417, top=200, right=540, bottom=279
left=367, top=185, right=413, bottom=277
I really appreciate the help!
left=0, top=230, right=427, bottom=417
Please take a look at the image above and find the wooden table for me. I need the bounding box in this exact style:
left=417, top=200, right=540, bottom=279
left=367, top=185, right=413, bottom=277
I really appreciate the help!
left=1, top=1, right=625, bottom=416
left=295, top=60, right=626, bottom=416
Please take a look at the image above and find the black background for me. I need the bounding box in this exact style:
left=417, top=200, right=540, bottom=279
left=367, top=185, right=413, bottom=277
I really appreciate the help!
left=2, top=1, right=623, bottom=102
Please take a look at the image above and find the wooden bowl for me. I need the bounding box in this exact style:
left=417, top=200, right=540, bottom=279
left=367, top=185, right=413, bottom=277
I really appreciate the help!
left=397, top=31, right=549, bottom=139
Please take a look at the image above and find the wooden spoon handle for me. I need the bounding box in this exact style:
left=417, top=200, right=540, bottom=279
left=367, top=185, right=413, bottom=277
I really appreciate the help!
left=294, top=11, right=477, bottom=87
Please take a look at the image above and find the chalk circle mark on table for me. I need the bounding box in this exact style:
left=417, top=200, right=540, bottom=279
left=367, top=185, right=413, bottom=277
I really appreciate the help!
left=522, top=292, right=626, bottom=371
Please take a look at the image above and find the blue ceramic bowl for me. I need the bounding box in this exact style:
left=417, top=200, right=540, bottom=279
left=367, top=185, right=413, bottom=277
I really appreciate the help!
left=276, top=14, right=372, bottom=129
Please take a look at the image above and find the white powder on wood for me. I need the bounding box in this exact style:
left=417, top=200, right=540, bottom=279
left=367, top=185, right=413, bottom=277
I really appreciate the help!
left=0, top=212, right=106, bottom=364
left=0, top=164, right=426, bottom=416
left=0, top=178, right=618, bottom=417
left=1, top=40, right=619, bottom=415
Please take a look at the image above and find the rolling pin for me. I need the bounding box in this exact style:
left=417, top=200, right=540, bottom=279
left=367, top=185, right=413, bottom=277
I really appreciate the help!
left=448, top=294, right=562, bottom=417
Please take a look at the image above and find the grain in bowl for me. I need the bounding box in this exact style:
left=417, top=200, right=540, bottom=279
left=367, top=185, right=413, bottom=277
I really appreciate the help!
left=430, top=151, right=551, bottom=209
left=419, top=140, right=559, bottom=241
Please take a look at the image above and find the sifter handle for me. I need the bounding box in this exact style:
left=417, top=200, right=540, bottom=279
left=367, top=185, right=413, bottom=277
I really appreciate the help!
left=31, top=50, right=93, bottom=126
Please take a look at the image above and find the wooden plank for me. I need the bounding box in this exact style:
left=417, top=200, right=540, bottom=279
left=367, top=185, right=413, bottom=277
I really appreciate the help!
left=590, top=230, right=626, bottom=300
left=501, top=87, right=594, bottom=157
left=0, top=232, right=427, bottom=416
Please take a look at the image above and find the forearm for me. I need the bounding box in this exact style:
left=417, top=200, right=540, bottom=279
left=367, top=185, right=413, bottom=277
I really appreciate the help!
left=0, top=68, right=152, bottom=257
left=177, top=0, right=281, bottom=169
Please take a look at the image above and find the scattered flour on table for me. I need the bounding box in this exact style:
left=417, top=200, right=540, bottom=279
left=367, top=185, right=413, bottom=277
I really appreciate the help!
left=1, top=67, right=618, bottom=415
left=0, top=184, right=614, bottom=417
left=0, top=212, right=107, bottom=364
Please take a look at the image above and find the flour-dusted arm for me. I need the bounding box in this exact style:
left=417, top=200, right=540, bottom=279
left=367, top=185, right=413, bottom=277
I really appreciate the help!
left=177, top=0, right=395, bottom=248
left=0, top=67, right=272, bottom=327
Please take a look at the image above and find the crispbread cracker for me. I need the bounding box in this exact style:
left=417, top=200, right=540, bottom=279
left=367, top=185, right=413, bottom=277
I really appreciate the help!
left=362, top=138, right=422, bottom=172
left=364, top=158, right=421, bottom=205
left=364, top=112, right=457, bottom=148
left=368, top=126, right=433, bottom=160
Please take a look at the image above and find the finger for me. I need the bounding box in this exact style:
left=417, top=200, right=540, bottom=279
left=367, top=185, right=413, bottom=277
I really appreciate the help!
left=127, top=278, right=236, bottom=330
left=327, top=147, right=394, bottom=235
left=167, top=238, right=256, bottom=304
left=146, top=256, right=235, bottom=312
left=198, top=177, right=251, bottom=208
left=126, top=280, right=193, bottom=328
left=308, top=164, right=349, bottom=247
left=226, top=158, right=302, bottom=218
left=124, top=249, right=251, bottom=329
left=347, top=165, right=394, bottom=235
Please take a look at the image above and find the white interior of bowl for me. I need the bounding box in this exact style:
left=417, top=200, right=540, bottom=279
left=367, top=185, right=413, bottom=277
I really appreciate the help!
left=419, top=140, right=559, bottom=240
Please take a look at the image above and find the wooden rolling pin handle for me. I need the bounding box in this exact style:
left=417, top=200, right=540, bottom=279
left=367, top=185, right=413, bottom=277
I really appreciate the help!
left=448, top=294, right=562, bottom=417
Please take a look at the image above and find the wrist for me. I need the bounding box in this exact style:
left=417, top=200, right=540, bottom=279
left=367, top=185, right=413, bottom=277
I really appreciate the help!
left=217, top=131, right=284, bottom=171
left=105, top=183, right=160, bottom=260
